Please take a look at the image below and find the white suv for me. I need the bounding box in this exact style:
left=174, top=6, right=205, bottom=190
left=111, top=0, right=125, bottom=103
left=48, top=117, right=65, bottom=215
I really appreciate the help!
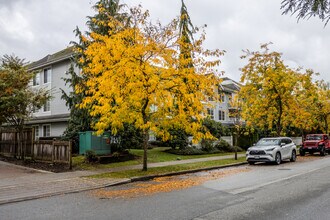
left=246, top=137, right=297, bottom=165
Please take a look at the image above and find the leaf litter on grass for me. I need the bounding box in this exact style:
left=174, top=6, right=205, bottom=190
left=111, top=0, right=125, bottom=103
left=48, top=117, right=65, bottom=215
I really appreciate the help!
left=92, top=167, right=251, bottom=199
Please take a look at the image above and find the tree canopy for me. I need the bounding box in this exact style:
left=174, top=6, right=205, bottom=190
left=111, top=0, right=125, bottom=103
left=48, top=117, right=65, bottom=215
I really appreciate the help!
left=311, top=80, right=330, bottom=133
left=179, top=0, right=196, bottom=68
left=281, top=0, right=330, bottom=25
left=0, top=55, right=50, bottom=129
left=79, top=5, right=223, bottom=170
left=62, top=0, right=131, bottom=150
left=0, top=54, right=50, bottom=159
left=239, top=44, right=319, bottom=136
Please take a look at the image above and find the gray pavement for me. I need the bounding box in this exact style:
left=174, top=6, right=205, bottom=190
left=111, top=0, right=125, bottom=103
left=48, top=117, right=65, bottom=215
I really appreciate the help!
left=0, top=153, right=245, bottom=205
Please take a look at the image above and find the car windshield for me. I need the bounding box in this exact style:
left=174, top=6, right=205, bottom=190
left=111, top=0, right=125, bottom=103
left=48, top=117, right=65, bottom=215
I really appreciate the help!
left=255, top=138, right=280, bottom=147
left=306, top=135, right=322, bottom=140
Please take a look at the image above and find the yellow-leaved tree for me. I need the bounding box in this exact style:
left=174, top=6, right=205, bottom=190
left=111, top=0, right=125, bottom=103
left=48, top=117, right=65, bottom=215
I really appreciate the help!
left=312, top=80, right=330, bottom=133
left=78, top=6, right=223, bottom=170
left=290, top=70, right=319, bottom=134
left=239, top=43, right=318, bottom=136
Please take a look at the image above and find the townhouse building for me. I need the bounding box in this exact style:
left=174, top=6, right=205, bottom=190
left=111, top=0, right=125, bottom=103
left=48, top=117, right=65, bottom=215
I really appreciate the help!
left=27, top=47, right=77, bottom=139
left=206, top=77, right=241, bottom=126
left=26, top=48, right=241, bottom=139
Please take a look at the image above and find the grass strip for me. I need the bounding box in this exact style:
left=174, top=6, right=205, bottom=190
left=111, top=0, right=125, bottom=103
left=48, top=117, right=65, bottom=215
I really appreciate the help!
left=88, top=157, right=246, bottom=179
left=73, top=147, right=244, bottom=170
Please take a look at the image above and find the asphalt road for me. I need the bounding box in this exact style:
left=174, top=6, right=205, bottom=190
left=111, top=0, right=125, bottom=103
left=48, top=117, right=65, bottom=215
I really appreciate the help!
left=1, top=155, right=330, bottom=220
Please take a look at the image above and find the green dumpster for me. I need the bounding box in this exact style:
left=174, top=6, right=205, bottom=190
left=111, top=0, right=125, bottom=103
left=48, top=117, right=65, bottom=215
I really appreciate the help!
left=79, top=131, right=111, bottom=155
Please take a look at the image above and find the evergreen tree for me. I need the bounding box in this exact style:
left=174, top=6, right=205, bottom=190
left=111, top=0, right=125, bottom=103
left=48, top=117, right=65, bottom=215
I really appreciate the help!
left=178, top=0, right=196, bottom=69
left=61, top=0, right=130, bottom=152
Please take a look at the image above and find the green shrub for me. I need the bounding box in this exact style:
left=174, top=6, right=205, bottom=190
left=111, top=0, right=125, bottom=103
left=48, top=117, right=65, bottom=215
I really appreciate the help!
left=85, top=150, right=98, bottom=163
left=148, top=140, right=164, bottom=147
left=202, top=118, right=230, bottom=138
left=166, top=146, right=205, bottom=155
left=162, top=128, right=189, bottom=150
left=200, top=139, right=216, bottom=152
left=116, top=123, right=144, bottom=150
left=215, top=139, right=243, bottom=152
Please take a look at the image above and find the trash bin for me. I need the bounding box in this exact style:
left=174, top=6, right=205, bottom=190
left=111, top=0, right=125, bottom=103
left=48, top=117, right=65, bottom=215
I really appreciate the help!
left=79, top=131, right=111, bottom=155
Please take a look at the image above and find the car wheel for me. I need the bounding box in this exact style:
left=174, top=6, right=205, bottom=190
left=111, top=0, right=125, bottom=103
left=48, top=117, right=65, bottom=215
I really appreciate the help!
left=300, top=149, right=305, bottom=156
left=320, top=146, right=326, bottom=156
left=248, top=161, right=255, bottom=165
left=275, top=152, right=281, bottom=165
left=290, top=150, right=296, bottom=162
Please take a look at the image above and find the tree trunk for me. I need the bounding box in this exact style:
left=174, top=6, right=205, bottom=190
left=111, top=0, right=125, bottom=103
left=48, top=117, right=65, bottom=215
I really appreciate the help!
left=274, top=91, right=283, bottom=136
left=234, top=132, right=238, bottom=160
left=323, top=116, right=328, bottom=134
left=141, top=98, right=150, bottom=171
left=142, top=130, right=149, bottom=171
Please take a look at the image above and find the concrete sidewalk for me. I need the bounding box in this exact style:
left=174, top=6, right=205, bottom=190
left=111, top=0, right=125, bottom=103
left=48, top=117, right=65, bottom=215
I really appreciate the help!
left=0, top=153, right=245, bottom=205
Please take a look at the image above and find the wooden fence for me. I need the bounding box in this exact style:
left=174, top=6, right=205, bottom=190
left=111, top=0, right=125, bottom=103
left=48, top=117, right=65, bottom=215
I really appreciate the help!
left=0, top=128, right=72, bottom=168
left=33, top=140, right=72, bottom=168
left=0, top=128, right=33, bottom=157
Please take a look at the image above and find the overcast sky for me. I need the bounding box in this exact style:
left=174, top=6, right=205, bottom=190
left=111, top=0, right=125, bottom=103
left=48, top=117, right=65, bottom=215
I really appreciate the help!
left=0, top=0, right=329, bottom=83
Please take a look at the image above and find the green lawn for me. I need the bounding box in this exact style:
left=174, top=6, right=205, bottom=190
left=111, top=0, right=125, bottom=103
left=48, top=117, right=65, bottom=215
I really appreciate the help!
left=89, top=157, right=246, bottom=179
left=129, top=147, right=237, bottom=162
left=73, top=147, right=244, bottom=170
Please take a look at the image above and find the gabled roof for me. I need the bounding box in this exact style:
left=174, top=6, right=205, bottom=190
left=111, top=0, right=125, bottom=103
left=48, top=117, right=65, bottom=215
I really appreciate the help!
left=220, top=77, right=241, bottom=93
left=28, top=47, right=74, bottom=71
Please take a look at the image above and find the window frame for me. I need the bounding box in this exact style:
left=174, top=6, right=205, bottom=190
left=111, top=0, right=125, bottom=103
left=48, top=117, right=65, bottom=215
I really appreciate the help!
left=219, top=110, right=225, bottom=121
left=42, top=124, right=51, bottom=137
left=207, top=108, right=214, bottom=120
left=33, top=125, right=39, bottom=140
left=43, top=68, right=52, bottom=84
left=43, top=100, right=51, bottom=112
left=33, top=73, right=40, bottom=86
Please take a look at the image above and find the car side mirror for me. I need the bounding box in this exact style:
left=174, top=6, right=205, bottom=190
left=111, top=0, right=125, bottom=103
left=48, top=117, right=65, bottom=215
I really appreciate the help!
left=253, top=143, right=256, bottom=146
left=280, top=143, right=285, bottom=147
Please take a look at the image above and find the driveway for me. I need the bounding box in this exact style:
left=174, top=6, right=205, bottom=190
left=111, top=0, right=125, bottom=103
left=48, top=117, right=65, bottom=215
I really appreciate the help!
left=0, top=160, right=129, bottom=205
left=0, top=160, right=40, bottom=179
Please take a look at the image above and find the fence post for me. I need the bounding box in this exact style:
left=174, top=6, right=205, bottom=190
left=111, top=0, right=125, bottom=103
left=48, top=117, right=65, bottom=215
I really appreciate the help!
left=14, top=131, right=18, bottom=158
left=52, top=138, right=55, bottom=164
left=0, top=129, right=2, bottom=154
left=69, top=141, right=72, bottom=170
left=31, top=128, right=35, bottom=160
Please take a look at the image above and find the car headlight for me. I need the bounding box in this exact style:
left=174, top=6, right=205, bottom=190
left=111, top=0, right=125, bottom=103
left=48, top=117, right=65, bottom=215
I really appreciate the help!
left=266, top=148, right=275, bottom=152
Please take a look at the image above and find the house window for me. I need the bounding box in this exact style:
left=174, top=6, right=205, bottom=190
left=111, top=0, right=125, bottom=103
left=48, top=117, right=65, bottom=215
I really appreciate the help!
left=43, top=100, right=50, bottom=112
left=43, top=125, right=51, bottom=137
left=33, top=126, right=39, bottom=140
left=44, top=68, right=51, bottom=84
left=207, top=108, right=214, bottom=120
left=219, top=110, right=225, bottom=121
left=219, top=94, right=225, bottom=102
left=33, top=73, right=40, bottom=86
